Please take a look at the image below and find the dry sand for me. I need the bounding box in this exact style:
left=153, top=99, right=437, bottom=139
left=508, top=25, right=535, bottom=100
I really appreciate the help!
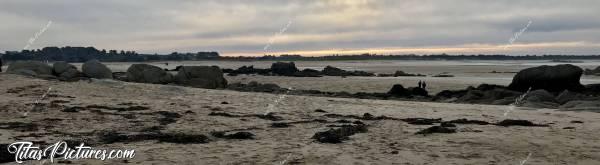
left=1, top=73, right=600, bottom=164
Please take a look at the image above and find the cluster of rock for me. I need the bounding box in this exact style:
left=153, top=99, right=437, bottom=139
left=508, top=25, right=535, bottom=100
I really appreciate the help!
left=377, top=71, right=426, bottom=77
left=7, top=60, right=228, bottom=89
left=7, top=60, right=112, bottom=81
left=584, top=66, right=600, bottom=76
left=222, top=62, right=375, bottom=77
left=434, top=64, right=600, bottom=111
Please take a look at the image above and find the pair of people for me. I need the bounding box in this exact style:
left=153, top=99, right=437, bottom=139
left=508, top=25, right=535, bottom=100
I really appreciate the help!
left=418, top=80, right=427, bottom=89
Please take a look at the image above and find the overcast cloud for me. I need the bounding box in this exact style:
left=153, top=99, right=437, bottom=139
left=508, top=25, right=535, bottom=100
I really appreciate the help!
left=1, top=0, right=599, bottom=56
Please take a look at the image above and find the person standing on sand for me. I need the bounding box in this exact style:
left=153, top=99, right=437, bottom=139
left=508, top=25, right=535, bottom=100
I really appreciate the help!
left=0, top=57, right=3, bottom=72
left=418, top=80, right=422, bottom=88
left=422, top=81, right=427, bottom=89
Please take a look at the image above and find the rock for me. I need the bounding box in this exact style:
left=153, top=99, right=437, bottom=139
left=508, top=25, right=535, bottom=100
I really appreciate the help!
left=82, top=60, right=113, bottom=79
left=271, top=62, right=299, bottom=76
left=456, top=87, right=522, bottom=105
left=322, top=66, right=347, bottom=76
left=52, top=61, right=76, bottom=74
left=415, top=126, right=456, bottom=135
left=495, top=119, right=548, bottom=127
left=126, top=64, right=173, bottom=84
left=508, top=64, right=585, bottom=93
left=560, top=101, right=600, bottom=112
left=294, top=69, right=322, bottom=77
left=408, top=87, right=428, bottom=96
left=521, top=89, right=559, bottom=108
left=52, top=62, right=81, bottom=81
left=555, top=90, right=585, bottom=104
left=58, top=68, right=82, bottom=81
left=7, top=61, right=53, bottom=76
left=174, top=66, right=227, bottom=89
left=524, top=89, right=556, bottom=102
left=387, top=84, right=409, bottom=96
left=312, top=124, right=368, bottom=143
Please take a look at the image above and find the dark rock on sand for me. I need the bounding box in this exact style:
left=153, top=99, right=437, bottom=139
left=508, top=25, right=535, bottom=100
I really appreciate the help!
left=555, top=90, right=586, bottom=104
left=314, top=109, right=327, bottom=113
left=322, top=66, right=347, bottom=76
left=52, top=62, right=83, bottom=81
left=215, top=132, right=255, bottom=139
left=126, top=64, right=173, bottom=84
left=294, top=69, right=322, bottom=77
left=415, top=125, right=457, bottom=135
left=401, top=118, right=442, bottom=125
left=445, top=119, right=490, bottom=125
left=387, top=84, right=409, bottom=96
left=7, top=61, right=53, bottom=77
left=52, top=61, right=81, bottom=81
left=521, top=89, right=560, bottom=108
left=560, top=101, right=600, bottom=112
left=495, top=119, right=548, bottom=127
left=312, top=124, right=368, bottom=143
left=82, top=60, right=113, bottom=79
left=271, top=62, right=299, bottom=76
left=508, top=64, right=585, bottom=93
left=174, top=66, right=227, bottom=89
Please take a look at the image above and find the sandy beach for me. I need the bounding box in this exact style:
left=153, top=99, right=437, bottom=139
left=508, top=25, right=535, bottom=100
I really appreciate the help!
left=1, top=73, right=599, bottom=164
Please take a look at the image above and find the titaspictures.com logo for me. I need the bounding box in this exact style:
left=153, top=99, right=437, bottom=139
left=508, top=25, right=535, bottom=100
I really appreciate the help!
left=6, top=141, right=135, bottom=163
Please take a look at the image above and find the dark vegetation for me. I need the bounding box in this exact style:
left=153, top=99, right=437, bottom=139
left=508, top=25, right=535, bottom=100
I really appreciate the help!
left=3, top=46, right=600, bottom=62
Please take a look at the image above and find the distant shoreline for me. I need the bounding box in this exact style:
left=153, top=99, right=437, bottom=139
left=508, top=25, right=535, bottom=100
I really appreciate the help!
left=2, top=46, right=600, bottom=62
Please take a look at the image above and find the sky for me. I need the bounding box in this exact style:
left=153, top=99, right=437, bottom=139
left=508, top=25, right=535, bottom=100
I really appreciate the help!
left=1, top=0, right=600, bottom=56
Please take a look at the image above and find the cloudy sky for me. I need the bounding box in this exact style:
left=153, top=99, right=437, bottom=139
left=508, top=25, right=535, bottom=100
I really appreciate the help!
left=1, top=0, right=600, bottom=56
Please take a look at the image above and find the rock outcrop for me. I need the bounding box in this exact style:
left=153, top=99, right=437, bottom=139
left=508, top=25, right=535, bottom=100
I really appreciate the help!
left=126, top=64, right=173, bottom=84
left=82, top=60, right=113, bottom=79
left=271, top=62, right=299, bottom=76
left=174, top=66, right=227, bottom=89
left=508, top=64, right=585, bottom=93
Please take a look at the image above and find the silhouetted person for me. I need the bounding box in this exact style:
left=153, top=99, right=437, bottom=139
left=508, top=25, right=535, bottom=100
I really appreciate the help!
left=0, top=58, right=3, bottom=72
left=422, top=81, right=427, bottom=89
left=418, top=80, right=422, bottom=88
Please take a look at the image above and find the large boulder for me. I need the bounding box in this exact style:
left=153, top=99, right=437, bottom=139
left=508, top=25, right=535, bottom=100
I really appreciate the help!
left=7, top=61, right=53, bottom=76
left=82, top=60, right=113, bottom=79
left=174, top=66, right=227, bottom=89
left=53, top=62, right=81, bottom=81
left=508, top=64, right=585, bottom=93
left=126, top=64, right=173, bottom=84
left=271, top=62, right=299, bottom=76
